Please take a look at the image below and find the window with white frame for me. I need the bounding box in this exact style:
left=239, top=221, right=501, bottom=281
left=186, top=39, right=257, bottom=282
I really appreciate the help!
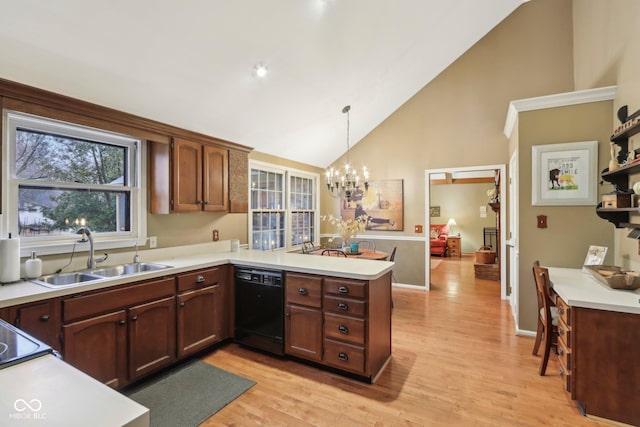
left=290, top=175, right=315, bottom=246
left=2, top=111, right=145, bottom=255
left=249, top=162, right=318, bottom=251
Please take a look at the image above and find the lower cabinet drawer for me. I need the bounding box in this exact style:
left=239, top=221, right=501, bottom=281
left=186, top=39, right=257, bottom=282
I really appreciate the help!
left=557, top=352, right=571, bottom=394
left=557, top=335, right=571, bottom=372
left=324, top=338, right=365, bottom=374
left=324, top=313, right=365, bottom=345
left=323, top=295, right=366, bottom=317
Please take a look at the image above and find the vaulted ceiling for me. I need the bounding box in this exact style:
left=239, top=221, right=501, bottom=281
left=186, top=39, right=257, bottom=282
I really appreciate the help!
left=0, top=0, right=526, bottom=168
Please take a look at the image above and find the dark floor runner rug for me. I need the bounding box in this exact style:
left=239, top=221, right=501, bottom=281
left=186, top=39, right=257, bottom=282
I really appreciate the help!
left=125, top=360, right=256, bottom=427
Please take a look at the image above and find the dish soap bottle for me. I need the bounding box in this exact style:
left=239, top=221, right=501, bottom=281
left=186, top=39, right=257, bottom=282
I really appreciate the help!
left=25, top=251, right=43, bottom=279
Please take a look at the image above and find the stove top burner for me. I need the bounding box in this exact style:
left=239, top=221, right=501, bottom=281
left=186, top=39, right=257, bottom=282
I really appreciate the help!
left=0, top=319, right=53, bottom=369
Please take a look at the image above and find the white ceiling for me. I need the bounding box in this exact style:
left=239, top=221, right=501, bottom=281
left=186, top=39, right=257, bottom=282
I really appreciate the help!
left=0, top=0, right=526, bottom=168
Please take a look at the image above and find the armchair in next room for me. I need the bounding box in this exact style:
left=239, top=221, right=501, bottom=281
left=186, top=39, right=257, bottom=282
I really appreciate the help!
left=429, top=224, right=449, bottom=257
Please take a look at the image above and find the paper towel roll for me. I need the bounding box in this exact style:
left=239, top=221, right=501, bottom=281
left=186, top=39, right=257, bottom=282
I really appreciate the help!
left=0, top=237, right=21, bottom=283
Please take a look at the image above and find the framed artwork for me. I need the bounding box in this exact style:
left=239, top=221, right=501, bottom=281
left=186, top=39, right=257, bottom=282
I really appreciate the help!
left=341, top=179, right=403, bottom=231
left=531, top=140, right=598, bottom=206
left=429, top=206, right=440, bottom=217
left=583, top=245, right=607, bottom=266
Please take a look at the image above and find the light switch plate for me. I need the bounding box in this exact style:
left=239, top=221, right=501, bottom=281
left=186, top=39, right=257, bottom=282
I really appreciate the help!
left=149, top=236, right=157, bottom=248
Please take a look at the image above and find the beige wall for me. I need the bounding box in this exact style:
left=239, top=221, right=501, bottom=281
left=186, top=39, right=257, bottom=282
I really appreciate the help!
left=431, top=183, right=498, bottom=253
left=323, top=0, right=574, bottom=288
left=573, top=0, right=640, bottom=270
left=516, top=101, right=614, bottom=331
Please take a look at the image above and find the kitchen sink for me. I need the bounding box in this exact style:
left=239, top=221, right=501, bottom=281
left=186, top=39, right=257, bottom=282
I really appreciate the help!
left=32, top=262, right=172, bottom=288
left=89, top=262, right=171, bottom=277
left=33, top=272, right=106, bottom=288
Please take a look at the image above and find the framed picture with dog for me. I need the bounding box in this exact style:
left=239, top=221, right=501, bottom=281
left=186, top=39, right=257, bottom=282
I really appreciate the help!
left=531, top=140, right=598, bottom=206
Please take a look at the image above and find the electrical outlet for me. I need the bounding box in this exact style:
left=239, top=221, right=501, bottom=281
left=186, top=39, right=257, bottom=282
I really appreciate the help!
left=149, top=236, right=157, bottom=248
left=212, top=229, right=219, bottom=241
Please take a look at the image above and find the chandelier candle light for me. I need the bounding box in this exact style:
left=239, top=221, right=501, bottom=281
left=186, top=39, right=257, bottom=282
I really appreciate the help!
left=326, top=105, right=369, bottom=202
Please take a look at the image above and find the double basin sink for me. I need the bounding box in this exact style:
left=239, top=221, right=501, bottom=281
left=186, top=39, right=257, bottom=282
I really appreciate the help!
left=33, top=262, right=172, bottom=289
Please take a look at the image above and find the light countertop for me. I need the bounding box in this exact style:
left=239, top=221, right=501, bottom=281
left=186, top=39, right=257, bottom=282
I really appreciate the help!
left=0, top=354, right=149, bottom=427
left=0, top=242, right=394, bottom=308
left=547, top=267, right=640, bottom=314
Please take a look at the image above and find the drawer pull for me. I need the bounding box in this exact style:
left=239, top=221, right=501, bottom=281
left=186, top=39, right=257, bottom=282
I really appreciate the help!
left=558, top=347, right=564, bottom=356
left=558, top=307, right=565, bottom=315
left=558, top=328, right=565, bottom=336
left=131, top=315, right=138, bottom=321
left=337, top=302, right=349, bottom=311
left=338, top=286, right=349, bottom=293
left=179, top=302, right=185, bottom=307
left=39, top=314, right=50, bottom=322
left=119, top=320, right=126, bottom=326
left=298, top=288, right=308, bottom=295
left=196, top=275, right=205, bottom=283
left=338, top=352, right=349, bottom=361
left=338, top=325, right=349, bottom=334
left=559, top=368, right=564, bottom=377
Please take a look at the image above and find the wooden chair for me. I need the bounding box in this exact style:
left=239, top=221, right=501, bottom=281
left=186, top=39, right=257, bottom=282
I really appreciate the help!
left=389, top=246, right=397, bottom=262
left=321, top=249, right=347, bottom=257
left=532, top=261, right=559, bottom=376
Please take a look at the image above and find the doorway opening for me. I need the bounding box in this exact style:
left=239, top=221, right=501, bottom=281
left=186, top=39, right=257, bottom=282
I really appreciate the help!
left=425, top=164, right=506, bottom=298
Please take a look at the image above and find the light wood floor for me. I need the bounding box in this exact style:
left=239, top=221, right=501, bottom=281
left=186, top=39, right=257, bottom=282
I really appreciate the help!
left=200, top=255, right=607, bottom=426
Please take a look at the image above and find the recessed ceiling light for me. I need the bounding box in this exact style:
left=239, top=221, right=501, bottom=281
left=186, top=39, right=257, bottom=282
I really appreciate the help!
left=254, top=63, right=268, bottom=78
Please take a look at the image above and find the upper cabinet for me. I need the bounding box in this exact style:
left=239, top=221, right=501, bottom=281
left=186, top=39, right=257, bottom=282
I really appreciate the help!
left=150, top=138, right=229, bottom=214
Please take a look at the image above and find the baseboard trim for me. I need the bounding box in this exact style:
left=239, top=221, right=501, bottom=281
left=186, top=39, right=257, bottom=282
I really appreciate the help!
left=392, top=282, right=427, bottom=291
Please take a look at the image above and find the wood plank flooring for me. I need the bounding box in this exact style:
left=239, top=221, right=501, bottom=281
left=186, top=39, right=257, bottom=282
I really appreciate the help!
left=200, top=255, right=607, bottom=426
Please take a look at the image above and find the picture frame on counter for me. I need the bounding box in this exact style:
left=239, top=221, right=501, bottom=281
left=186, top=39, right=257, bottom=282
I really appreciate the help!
left=531, top=140, right=598, bottom=206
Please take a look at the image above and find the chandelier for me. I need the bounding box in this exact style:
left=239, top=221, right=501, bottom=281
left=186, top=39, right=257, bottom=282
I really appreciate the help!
left=326, top=105, right=369, bottom=202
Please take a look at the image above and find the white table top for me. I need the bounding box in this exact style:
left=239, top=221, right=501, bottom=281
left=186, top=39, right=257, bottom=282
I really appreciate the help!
left=547, top=267, right=640, bottom=314
left=0, top=354, right=149, bottom=427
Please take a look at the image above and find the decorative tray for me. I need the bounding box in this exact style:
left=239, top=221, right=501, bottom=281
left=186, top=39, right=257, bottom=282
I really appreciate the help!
left=584, top=265, right=640, bottom=290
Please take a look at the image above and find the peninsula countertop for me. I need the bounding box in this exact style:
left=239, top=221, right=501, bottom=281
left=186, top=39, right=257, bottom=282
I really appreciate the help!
left=547, top=266, right=640, bottom=314
left=0, top=242, right=394, bottom=308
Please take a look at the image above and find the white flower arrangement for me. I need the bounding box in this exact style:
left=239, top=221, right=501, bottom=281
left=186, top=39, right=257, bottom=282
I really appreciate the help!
left=321, top=214, right=369, bottom=243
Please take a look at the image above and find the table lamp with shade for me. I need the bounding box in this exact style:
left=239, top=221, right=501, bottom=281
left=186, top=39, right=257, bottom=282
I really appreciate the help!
left=447, top=218, right=457, bottom=235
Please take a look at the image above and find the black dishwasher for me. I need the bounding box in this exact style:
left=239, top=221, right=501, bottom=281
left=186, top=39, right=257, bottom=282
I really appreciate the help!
left=234, top=266, right=284, bottom=355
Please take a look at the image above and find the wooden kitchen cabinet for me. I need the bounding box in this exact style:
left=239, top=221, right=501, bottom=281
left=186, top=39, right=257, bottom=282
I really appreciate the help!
left=285, top=271, right=392, bottom=381
left=4, top=299, right=62, bottom=352
left=63, top=310, right=128, bottom=388
left=554, top=290, right=640, bottom=425
left=285, top=272, right=323, bottom=362
left=150, top=138, right=228, bottom=213
left=176, top=266, right=229, bottom=358
left=128, top=296, right=176, bottom=380
left=62, top=276, right=176, bottom=388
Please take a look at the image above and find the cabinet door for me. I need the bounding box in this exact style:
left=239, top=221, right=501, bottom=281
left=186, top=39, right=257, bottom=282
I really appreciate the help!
left=128, top=297, right=177, bottom=381
left=202, top=145, right=228, bottom=212
left=285, top=304, right=322, bottom=362
left=176, top=284, right=223, bottom=358
left=172, top=138, right=203, bottom=212
left=63, top=310, right=127, bottom=388
left=11, top=300, right=62, bottom=352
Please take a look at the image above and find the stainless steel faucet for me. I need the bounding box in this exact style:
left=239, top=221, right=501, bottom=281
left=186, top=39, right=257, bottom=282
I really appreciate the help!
left=76, top=227, right=108, bottom=269
left=133, top=243, right=140, bottom=263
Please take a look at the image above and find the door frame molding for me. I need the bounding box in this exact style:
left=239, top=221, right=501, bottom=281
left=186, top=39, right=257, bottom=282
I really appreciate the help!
left=425, top=164, right=507, bottom=298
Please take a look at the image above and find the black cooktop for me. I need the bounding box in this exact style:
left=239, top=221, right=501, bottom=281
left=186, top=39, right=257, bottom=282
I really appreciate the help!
left=0, top=319, right=53, bottom=369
